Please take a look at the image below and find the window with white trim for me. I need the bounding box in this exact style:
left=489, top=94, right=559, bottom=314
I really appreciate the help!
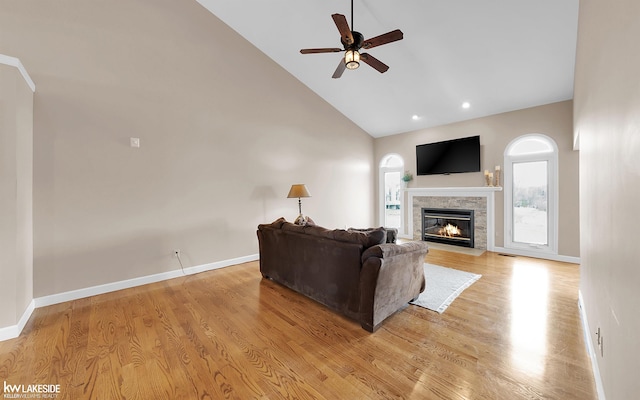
left=504, top=135, right=558, bottom=254
left=379, top=154, right=403, bottom=229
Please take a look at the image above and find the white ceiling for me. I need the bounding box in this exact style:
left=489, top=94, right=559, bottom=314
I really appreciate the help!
left=196, top=0, right=579, bottom=138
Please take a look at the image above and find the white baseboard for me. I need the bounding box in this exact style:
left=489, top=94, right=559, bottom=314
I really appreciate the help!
left=578, top=290, right=607, bottom=400
left=489, top=246, right=580, bottom=264
left=35, top=254, right=259, bottom=308
left=397, top=236, right=580, bottom=264
left=0, top=300, right=36, bottom=342
left=0, top=254, right=258, bottom=341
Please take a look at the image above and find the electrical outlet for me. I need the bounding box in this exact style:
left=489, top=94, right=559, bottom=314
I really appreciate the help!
left=173, top=249, right=180, bottom=258
left=596, top=327, right=604, bottom=357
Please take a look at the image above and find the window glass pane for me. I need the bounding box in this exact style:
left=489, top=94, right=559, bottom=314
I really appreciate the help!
left=384, top=171, right=401, bottom=228
left=509, top=137, right=553, bottom=156
left=381, top=155, right=403, bottom=168
left=513, top=161, right=548, bottom=245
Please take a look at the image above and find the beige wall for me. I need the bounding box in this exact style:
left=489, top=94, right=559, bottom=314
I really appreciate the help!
left=374, top=101, right=580, bottom=258
left=0, top=61, right=34, bottom=328
left=0, top=1, right=374, bottom=297
left=574, top=0, right=640, bottom=398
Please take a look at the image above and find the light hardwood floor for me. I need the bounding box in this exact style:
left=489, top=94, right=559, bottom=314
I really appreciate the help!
left=0, top=249, right=596, bottom=399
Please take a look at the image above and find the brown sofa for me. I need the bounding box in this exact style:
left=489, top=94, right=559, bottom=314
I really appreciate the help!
left=257, top=218, right=429, bottom=332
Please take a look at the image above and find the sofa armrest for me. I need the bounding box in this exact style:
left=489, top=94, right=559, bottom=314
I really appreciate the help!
left=359, top=242, right=429, bottom=332
left=361, top=241, right=428, bottom=263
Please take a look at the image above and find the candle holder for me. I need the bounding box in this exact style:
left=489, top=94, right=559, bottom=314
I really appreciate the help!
left=484, top=171, right=492, bottom=186
left=494, top=169, right=501, bottom=187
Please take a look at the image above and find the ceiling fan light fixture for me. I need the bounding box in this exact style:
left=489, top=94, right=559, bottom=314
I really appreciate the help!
left=345, top=49, right=360, bottom=70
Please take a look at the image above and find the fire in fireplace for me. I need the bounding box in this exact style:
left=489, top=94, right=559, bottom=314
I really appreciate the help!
left=422, top=208, right=475, bottom=248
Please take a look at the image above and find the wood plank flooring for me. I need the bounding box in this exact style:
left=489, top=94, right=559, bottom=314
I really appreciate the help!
left=0, top=249, right=597, bottom=399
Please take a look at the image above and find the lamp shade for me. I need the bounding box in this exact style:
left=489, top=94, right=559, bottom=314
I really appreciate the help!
left=287, top=184, right=311, bottom=198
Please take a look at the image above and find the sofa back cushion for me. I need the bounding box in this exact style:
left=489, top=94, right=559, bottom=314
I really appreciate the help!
left=333, top=227, right=386, bottom=249
left=258, top=217, right=286, bottom=230
left=278, top=221, right=386, bottom=249
left=281, top=221, right=305, bottom=233
left=348, top=227, right=396, bottom=244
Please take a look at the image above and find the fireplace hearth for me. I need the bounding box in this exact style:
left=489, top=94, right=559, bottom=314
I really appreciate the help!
left=422, top=208, right=475, bottom=248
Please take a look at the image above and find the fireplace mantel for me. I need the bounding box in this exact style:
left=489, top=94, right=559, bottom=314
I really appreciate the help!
left=406, top=187, right=502, bottom=251
left=406, top=186, right=502, bottom=196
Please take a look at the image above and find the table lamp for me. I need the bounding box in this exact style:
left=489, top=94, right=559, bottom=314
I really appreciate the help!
left=287, top=184, right=311, bottom=225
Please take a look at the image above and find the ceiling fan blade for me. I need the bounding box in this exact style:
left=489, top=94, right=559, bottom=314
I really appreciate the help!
left=362, top=29, right=404, bottom=49
left=332, top=13, right=354, bottom=46
left=361, top=53, right=389, bottom=73
left=332, top=59, right=347, bottom=79
left=300, top=48, right=343, bottom=54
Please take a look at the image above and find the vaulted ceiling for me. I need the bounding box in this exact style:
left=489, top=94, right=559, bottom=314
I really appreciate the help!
left=196, top=0, right=579, bottom=138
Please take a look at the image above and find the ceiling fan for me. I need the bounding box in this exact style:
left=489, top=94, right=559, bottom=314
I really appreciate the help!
left=299, top=0, right=404, bottom=79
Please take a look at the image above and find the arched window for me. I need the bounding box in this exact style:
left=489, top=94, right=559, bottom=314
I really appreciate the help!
left=379, top=154, right=404, bottom=230
left=504, top=134, right=558, bottom=254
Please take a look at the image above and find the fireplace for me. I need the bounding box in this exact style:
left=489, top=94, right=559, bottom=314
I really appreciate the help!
left=410, top=187, right=498, bottom=250
left=422, top=208, right=475, bottom=248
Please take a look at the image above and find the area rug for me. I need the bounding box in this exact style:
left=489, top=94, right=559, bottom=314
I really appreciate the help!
left=410, top=263, right=482, bottom=313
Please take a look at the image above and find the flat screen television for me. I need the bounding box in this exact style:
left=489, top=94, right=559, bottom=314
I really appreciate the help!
left=416, top=135, right=481, bottom=175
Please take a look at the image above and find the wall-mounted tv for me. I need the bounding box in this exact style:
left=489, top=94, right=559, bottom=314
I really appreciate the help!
left=416, top=135, right=481, bottom=175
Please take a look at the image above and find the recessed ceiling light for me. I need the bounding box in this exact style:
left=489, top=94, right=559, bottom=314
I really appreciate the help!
left=412, top=115, right=420, bottom=121
left=462, top=102, right=471, bottom=109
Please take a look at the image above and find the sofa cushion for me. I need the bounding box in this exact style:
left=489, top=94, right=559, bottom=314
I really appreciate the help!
left=280, top=222, right=386, bottom=249
left=302, top=224, right=335, bottom=240
left=259, top=217, right=286, bottom=230
left=281, top=221, right=306, bottom=233
left=334, top=227, right=386, bottom=249
left=348, top=227, right=392, bottom=244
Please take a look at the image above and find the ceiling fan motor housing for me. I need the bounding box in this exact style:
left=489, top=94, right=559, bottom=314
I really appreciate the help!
left=343, top=31, right=364, bottom=50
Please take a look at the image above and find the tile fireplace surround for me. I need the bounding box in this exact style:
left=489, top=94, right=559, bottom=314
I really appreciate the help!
left=407, top=187, right=502, bottom=251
